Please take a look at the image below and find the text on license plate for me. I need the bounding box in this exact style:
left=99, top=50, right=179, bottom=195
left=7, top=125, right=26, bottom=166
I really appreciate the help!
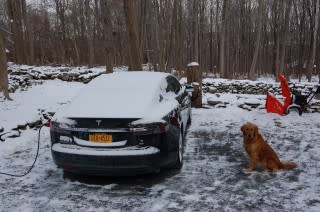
left=89, top=133, right=112, bottom=143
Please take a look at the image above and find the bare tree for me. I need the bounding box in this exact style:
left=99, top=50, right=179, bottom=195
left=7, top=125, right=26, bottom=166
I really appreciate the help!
left=175, top=0, right=183, bottom=73
left=54, top=0, right=68, bottom=64
left=85, top=0, right=95, bottom=68
left=279, top=0, right=293, bottom=75
left=249, top=0, right=264, bottom=80
left=0, top=31, right=12, bottom=100
left=219, top=0, right=228, bottom=78
left=155, top=0, right=166, bottom=71
left=70, top=1, right=81, bottom=65
left=7, top=0, right=26, bottom=64
left=123, top=0, right=142, bottom=71
left=306, top=0, right=320, bottom=81
left=101, top=0, right=113, bottom=73
left=271, top=0, right=281, bottom=77
left=192, top=0, right=199, bottom=62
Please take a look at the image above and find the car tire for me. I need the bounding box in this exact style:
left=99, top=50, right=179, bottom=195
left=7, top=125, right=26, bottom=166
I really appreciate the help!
left=172, top=129, right=184, bottom=169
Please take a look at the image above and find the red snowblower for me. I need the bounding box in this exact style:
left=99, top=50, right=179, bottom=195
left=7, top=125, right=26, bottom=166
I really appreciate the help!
left=266, top=74, right=320, bottom=116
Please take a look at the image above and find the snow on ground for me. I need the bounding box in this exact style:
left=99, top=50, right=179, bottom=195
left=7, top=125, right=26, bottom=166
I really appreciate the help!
left=0, top=80, right=84, bottom=131
left=0, top=73, right=320, bottom=211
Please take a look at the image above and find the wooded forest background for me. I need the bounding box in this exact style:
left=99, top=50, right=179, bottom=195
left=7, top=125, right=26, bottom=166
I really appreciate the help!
left=1, top=0, right=320, bottom=81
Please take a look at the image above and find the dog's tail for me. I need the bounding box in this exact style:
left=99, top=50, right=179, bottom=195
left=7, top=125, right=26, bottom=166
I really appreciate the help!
left=281, top=161, right=297, bottom=170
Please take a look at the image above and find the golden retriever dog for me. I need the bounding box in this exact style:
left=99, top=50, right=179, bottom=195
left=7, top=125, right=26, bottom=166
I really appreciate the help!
left=240, top=122, right=297, bottom=172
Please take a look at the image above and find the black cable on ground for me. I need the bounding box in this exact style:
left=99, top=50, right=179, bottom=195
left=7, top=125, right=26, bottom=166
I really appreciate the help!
left=0, top=124, right=44, bottom=177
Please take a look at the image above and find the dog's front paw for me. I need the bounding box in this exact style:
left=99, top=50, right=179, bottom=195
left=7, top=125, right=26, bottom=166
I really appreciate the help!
left=246, top=167, right=253, bottom=172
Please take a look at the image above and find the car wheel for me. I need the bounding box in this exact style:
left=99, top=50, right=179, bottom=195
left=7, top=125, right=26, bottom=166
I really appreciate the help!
left=172, top=129, right=184, bottom=169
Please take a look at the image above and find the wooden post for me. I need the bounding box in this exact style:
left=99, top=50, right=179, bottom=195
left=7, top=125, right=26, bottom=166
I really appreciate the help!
left=187, top=62, right=202, bottom=108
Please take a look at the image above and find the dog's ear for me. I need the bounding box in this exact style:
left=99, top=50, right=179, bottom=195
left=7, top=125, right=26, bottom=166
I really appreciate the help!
left=240, top=124, right=246, bottom=132
left=253, top=124, right=259, bottom=135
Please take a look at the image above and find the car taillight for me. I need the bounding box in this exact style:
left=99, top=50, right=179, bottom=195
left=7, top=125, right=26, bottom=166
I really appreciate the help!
left=51, top=121, right=72, bottom=135
left=130, top=122, right=169, bottom=135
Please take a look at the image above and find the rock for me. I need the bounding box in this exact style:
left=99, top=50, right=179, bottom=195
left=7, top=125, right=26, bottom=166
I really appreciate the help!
left=10, top=71, right=26, bottom=76
left=59, top=73, right=70, bottom=81
left=40, top=75, right=49, bottom=80
left=208, top=87, right=217, bottom=94
left=13, top=84, right=19, bottom=90
left=202, top=86, right=209, bottom=93
left=15, top=124, right=28, bottom=130
left=238, top=104, right=252, bottom=111
left=60, top=68, right=70, bottom=72
left=217, top=104, right=227, bottom=108
left=83, top=79, right=91, bottom=84
left=244, top=102, right=261, bottom=108
left=202, top=105, right=212, bottom=109
left=31, top=70, right=41, bottom=74
left=7, top=130, right=21, bottom=138
left=28, top=120, right=42, bottom=128
left=69, top=72, right=80, bottom=78
left=207, top=99, right=223, bottom=106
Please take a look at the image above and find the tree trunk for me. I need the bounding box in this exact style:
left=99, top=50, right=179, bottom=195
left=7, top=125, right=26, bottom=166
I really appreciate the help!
left=21, top=0, right=34, bottom=65
left=7, top=0, right=26, bottom=64
left=85, top=0, right=95, bottom=68
left=192, top=0, right=199, bottom=62
left=249, top=0, right=264, bottom=80
left=215, top=0, right=220, bottom=75
left=0, top=32, right=12, bottom=100
left=157, top=0, right=165, bottom=71
left=55, top=0, right=67, bottom=64
left=209, top=2, right=213, bottom=73
left=279, top=0, right=293, bottom=75
left=272, top=0, right=281, bottom=78
left=101, top=0, right=113, bottom=73
left=175, top=0, right=183, bottom=73
left=306, top=0, right=319, bottom=82
left=219, top=0, right=228, bottom=78
left=167, top=0, right=177, bottom=70
left=123, top=0, right=142, bottom=71
left=72, top=35, right=81, bottom=65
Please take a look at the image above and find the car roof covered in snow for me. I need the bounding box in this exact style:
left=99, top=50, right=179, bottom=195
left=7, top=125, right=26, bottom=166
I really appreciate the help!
left=53, top=71, right=179, bottom=120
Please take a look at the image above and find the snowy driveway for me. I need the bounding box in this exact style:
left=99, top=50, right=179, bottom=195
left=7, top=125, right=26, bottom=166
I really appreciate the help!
left=1, top=80, right=320, bottom=211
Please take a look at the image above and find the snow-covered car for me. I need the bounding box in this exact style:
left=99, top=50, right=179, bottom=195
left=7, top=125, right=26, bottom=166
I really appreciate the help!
left=49, top=71, right=192, bottom=175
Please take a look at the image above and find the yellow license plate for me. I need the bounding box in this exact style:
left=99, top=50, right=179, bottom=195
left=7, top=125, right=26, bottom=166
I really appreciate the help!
left=89, top=133, right=112, bottom=143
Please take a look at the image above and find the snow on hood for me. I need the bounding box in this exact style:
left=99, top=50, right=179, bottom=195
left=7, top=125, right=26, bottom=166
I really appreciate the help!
left=53, top=71, right=178, bottom=122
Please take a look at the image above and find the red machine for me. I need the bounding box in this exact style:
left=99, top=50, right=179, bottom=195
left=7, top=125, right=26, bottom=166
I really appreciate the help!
left=266, top=74, right=320, bottom=116
left=266, top=75, right=292, bottom=115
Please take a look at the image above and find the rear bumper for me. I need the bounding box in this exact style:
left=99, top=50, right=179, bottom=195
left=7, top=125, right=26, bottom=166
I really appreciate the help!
left=51, top=144, right=176, bottom=176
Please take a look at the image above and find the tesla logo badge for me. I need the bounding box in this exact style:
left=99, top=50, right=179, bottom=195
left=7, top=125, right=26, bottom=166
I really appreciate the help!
left=96, top=120, right=102, bottom=126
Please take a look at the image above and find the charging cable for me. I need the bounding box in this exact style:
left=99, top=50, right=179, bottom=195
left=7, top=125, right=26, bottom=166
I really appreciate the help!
left=0, top=123, right=46, bottom=177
